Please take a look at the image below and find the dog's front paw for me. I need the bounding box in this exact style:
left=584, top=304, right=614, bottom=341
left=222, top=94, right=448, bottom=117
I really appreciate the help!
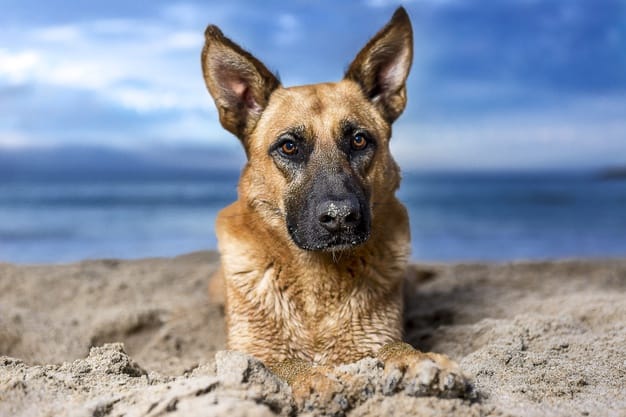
left=377, top=342, right=468, bottom=398
left=271, top=359, right=349, bottom=414
left=290, top=366, right=349, bottom=413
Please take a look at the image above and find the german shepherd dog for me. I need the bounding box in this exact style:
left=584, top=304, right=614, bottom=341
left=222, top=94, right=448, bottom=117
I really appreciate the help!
left=202, top=7, right=466, bottom=402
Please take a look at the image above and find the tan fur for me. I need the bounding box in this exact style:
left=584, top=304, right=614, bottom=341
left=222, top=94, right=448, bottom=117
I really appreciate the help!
left=201, top=8, right=466, bottom=398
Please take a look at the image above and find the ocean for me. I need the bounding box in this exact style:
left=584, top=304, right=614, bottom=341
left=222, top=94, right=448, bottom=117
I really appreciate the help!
left=1, top=169, right=626, bottom=264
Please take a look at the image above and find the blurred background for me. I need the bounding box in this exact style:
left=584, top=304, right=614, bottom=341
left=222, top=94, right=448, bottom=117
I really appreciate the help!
left=1, top=0, right=625, bottom=263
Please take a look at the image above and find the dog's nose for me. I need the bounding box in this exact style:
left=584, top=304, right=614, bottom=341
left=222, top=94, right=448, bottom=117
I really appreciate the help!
left=317, top=198, right=362, bottom=232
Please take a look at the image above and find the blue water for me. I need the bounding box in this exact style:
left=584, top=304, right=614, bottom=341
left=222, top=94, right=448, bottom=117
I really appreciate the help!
left=1, top=171, right=626, bottom=263
left=402, top=172, right=626, bottom=261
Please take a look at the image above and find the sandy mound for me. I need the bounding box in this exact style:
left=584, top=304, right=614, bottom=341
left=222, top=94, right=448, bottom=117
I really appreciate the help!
left=1, top=252, right=625, bottom=416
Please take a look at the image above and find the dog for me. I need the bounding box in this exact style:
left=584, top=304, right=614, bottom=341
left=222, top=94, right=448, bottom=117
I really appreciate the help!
left=201, top=7, right=466, bottom=401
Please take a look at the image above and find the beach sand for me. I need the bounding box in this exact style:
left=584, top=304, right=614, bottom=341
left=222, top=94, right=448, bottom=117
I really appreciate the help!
left=1, top=252, right=625, bottom=416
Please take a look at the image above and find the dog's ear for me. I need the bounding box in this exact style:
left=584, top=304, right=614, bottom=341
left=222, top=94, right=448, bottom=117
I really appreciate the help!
left=345, top=7, right=413, bottom=123
left=202, top=25, right=281, bottom=143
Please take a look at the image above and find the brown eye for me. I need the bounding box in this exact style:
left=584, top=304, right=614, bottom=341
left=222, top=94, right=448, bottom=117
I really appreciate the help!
left=351, top=133, right=368, bottom=150
left=280, top=140, right=298, bottom=155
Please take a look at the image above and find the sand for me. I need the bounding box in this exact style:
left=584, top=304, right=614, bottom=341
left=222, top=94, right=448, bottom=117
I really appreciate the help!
left=0, top=251, right=625, bottom=416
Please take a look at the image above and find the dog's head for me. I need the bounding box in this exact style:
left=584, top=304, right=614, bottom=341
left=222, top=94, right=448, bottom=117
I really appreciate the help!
left=202, top=8, right=412, bottom=252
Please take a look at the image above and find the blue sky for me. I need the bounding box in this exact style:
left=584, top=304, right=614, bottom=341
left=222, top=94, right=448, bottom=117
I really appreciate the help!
left=1, top=0, right=625, bottom=171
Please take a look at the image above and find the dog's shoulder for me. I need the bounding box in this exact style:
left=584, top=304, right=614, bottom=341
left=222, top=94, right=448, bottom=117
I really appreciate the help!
left=215, top=201, right=259, bottom=244
left=215, top=202, right=259, bottom=269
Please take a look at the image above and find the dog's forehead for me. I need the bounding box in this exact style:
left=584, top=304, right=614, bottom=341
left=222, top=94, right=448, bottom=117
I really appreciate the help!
left=255, top=80, right=386, bottom=143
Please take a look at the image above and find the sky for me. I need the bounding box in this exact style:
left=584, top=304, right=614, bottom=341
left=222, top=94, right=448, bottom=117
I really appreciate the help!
left=1, top=0, right=625, bottom=171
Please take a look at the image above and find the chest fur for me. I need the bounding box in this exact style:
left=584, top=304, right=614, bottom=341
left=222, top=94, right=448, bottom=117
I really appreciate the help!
left=224, top=259, right=404, bottom=364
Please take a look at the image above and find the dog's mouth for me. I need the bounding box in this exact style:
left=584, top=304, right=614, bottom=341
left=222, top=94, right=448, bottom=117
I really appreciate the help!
left=288, top=226, right=371, bottom=252
left=284, top=173, right=372, bottom=253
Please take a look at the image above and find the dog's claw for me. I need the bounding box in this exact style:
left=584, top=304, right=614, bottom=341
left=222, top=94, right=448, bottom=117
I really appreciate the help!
left=378, top=342, right=469, bottom=398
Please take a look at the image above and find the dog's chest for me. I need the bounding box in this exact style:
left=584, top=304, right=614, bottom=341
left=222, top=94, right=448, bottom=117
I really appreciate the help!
left=250, top=263, right=364, bottom=324
left=228, top=262, right=402, bottom=363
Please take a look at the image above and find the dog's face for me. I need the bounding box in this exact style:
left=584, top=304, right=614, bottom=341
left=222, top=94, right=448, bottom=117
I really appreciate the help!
left=254, top=83, right=380, bottom=251
left=202, top=8, right=412, bottom=252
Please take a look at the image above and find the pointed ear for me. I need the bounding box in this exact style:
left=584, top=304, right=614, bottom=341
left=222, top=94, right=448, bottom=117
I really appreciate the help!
left=345, top=7, right=413, bottom=123
left=201, top=25, right=281, bottom=142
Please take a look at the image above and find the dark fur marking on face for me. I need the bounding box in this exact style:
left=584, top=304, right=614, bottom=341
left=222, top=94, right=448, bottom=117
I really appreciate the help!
left=265, top=118, right=377, bottom=251
left=283, top=147, right=372, bottom=251
left=269, top=125, right=310, bottom=178
left=338, top=120, right=377, bottom=175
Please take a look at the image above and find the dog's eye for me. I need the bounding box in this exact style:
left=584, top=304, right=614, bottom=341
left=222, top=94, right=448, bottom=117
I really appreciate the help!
left=280, top=140, right=298, bottom=156
left=351, top=133, right=368, bottom=151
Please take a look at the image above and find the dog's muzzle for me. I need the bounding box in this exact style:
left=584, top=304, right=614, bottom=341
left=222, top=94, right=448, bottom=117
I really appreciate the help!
left=286, top=194, right=371, bottom=252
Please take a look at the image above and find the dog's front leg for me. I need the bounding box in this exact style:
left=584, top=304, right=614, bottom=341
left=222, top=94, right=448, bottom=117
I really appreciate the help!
left=376, top=341, right=468, bottom=398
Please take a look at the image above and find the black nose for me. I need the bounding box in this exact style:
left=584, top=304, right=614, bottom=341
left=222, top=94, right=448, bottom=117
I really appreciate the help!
left=317, top=198, right=362, bottom=232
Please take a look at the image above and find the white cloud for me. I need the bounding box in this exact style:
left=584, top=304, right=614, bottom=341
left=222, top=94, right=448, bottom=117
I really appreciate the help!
left=392, top=95, right=626, bottom=170
left=0, top=12, right=210, bottom=113
left=143, top=112, right=232, bottom=146
left=109, top=88, right=180, bottom=112
left=89, top=18, right=138, bottom=35
left=47, top=61, right=121, bottom=90
left=0, top=4, right=225, bottom=150
left=0, top=132, right=33, bottom=149
left=273, top=13, right=301, bottom=47
left=0, top=49, right=40, bottom=84
left=160, top=3, right=220, bottom=26
left=0, top=45, right=130, bottom=92
left=164, top=31, right=202, bottom=50
left=33, top=25, right=82, bottom=43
